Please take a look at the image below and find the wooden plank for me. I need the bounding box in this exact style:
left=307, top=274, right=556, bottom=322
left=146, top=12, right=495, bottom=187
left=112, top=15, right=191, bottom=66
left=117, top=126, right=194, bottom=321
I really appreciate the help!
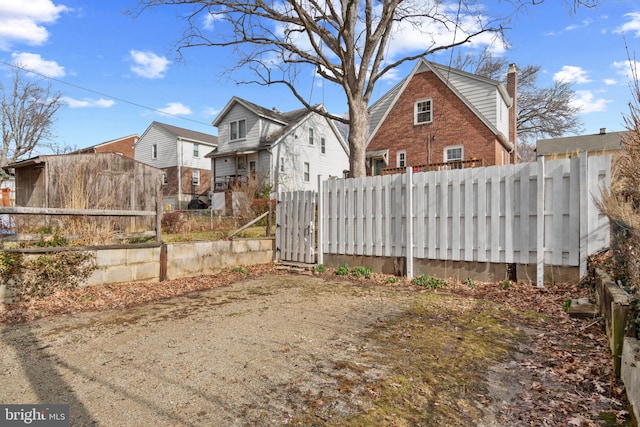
left=537, top=157, right=545, bottom=288
left=317, top=177, right=324, bottom=265
left=0, top=206, right=156, bottom=216
left=463, top=168, right=475, bottom=262
left=476, top=167, right=487, bottom=263
left=413, top=172, right=426, bottom=259
left=406, top=168, right=414, bottom=278
left=363, top=177, right=373, bottom=257
left=503, top=165, right=514, bottom=263
left=373, top=175, right=383, bottom=256
left=489, top=167, right=501, bottom=263
left=451, top=170, right=461, bottom=261
left=383, top=174, right=392, bottom=257
left=427, top=171, right=437, bottom=259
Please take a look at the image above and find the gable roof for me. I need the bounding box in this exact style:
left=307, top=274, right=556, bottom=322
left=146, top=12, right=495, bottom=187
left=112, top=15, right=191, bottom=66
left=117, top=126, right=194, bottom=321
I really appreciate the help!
left=209, top=97, right=348, bottom=157
left=367, top=58, right=513, bottom=150
left=536, top=130, right=628, bottom=156
left=139, top=121, right=218, bottom=146
left=75, top=134, right=139, bottom=153
left=213, top=96, right=290, bottom=127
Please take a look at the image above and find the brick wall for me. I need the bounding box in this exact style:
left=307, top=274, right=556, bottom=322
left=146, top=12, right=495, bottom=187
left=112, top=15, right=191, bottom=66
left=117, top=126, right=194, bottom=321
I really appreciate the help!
left=93, top=136, right=137, bottom=159
left=368, top=70, right=504, bottom=170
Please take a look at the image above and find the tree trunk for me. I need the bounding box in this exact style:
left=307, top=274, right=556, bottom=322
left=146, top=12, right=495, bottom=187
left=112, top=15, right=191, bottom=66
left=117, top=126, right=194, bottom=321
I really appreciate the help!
left=348, top=99, right=368, bottom=178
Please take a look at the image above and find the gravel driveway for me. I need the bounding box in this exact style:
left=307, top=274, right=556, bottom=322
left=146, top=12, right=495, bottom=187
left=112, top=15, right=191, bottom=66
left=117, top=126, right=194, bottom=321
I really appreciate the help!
left=1, top=275, right=416, bottom=426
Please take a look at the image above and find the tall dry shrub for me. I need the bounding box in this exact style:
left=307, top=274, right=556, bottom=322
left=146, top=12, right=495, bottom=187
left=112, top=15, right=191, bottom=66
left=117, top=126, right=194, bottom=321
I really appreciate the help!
left=596, top=53, right=640, bottom=299
left=55, top=155, right=129, bottom=244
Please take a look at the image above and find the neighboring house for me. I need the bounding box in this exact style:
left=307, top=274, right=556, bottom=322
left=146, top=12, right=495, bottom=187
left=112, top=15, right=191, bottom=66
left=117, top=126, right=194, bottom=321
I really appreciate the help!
left=366, top=59, right=517, bottom=175
left=536, top=128, right=627, bottom=160
left=206, top=97, right=349, bottom=213
left=75, top=134, right=138, bottom=159
left=135, top=121, right=218, bottom=211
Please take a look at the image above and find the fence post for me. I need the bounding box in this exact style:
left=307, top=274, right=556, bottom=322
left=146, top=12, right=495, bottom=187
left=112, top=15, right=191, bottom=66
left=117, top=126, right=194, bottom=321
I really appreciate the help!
left=536, top=157, right=545, bottom=288
left=317, top=175, right=323, bottom=266
left=579, top=151, right=589, bottom=278
left=406, top=167, right=414, bottom=279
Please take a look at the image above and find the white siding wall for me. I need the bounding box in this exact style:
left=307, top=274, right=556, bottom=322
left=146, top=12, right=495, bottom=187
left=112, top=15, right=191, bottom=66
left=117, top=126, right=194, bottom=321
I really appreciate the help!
left=272, top=114, right=349, bottom=193
left=179, top=139, right=216, bottom=170
left=135, top=126, right=177, bottom=168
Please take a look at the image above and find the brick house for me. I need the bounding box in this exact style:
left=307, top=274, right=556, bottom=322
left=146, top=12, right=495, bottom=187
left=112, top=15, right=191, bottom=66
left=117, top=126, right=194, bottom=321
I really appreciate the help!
left=366, top=59, right=517, bottom=175
left=75, top=134, right=138, bottom=159
left=135, top=121, right=218, bottom=211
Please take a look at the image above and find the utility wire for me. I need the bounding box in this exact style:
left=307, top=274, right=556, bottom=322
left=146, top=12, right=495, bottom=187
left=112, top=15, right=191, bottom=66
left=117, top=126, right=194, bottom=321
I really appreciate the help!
left=0, top=60, right=216, bottom=128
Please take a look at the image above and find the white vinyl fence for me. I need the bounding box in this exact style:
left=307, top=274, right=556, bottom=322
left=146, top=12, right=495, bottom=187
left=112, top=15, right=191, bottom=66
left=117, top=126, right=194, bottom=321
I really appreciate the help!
left=278, top=153, right=611, bottom=286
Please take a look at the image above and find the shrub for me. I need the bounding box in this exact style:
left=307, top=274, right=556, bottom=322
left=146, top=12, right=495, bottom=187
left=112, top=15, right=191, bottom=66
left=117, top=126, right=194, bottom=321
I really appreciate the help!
left=1, top=251, right=96, bottom=301
left=335, top=263, right=349, bottom=276
left=352, top=266, right=372, bottom=278
left=412, top=274, right=447, bottom=289
left=162, top=211, right=185, bottom=234
left=314, top=264, right=327, bottom=274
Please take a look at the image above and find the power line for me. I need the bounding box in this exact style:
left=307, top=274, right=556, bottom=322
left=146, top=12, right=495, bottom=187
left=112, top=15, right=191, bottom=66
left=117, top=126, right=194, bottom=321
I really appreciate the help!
left=0, top=60, right=216, bottom=128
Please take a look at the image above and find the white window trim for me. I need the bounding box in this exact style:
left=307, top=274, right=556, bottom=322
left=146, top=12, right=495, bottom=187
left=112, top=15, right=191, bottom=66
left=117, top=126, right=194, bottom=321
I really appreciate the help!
left=303, top=162, right=310, bottom=182
left=309, top=127, right=314, bottom=145
left=151, top=144, right=158, bottom=160
left=414, top=98, right=433, bottom=125
left=229, top=119, right=247, bottom=141
left=397, top=150, right=406, bottom=167
left=193, top=143, right=199, bottom=158
left=192, top=169, right=200, bottom=186
left=162, top=173, right=168, bottom=185
left=320, top=137, right=326, bottom=154
left=444, top=145, right=464, bottom=162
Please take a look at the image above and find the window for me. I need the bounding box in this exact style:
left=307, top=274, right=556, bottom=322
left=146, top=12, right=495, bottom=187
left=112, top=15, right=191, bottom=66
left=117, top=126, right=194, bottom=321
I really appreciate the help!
left=151, top=144, right=158, bottom=160
left=445, top=145, right=463, bottom=162
left=280, top=157, right=285, bottom=172
left=304, top=162, right=310, bottom=182
left=192, top=170, right=200, bottom=186
left=415, top=99, right=432, bottom=124
left=309, top=128, right=314, bottom=145
left=397, top=150, right=406, bottom=167
left=162, top=173, right=168, bottom=185
left=230, top=119, right=247, bottom=141
left=193, top=143, right=199, bottom=158
left=321, top=138, right=326, bottom=154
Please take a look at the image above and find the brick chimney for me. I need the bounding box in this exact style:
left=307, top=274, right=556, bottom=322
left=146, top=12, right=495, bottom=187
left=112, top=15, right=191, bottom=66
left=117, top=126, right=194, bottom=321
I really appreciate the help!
left=507, top=64, right=517, bottom=163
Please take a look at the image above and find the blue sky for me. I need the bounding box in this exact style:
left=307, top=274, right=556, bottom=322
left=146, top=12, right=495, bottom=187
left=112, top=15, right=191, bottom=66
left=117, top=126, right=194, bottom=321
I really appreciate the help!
left=0, top=0, right=639, bottom=154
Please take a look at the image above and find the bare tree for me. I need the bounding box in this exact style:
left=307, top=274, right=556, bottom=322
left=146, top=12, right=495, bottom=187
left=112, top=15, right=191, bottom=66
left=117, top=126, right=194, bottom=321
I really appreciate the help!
left=134, top=0, right=595, bottom=176
left=1, top=68, right=62, bottom=176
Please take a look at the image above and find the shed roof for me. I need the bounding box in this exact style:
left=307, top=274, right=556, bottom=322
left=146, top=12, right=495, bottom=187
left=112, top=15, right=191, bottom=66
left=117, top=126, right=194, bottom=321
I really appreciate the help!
left=536, top=130, right=628, bottom=156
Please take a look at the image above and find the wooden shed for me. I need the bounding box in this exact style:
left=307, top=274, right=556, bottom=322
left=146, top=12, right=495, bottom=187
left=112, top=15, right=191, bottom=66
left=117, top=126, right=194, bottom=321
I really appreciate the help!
left=4, top=153, right=163, bottom=236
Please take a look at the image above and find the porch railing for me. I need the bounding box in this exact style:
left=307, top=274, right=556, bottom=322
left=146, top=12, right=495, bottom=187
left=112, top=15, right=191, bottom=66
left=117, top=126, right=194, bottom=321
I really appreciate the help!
left=381, top=158, right=485, bottom=176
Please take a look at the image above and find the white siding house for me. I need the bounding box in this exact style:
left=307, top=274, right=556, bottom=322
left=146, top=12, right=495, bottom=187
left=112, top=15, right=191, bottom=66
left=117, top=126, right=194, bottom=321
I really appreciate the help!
left=207, top=97, right=349, bottom=214
left=135, top=121, right=218, bottom=211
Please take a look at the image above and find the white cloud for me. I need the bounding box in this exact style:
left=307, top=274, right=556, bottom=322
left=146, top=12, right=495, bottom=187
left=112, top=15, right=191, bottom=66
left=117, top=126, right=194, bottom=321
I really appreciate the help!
left=61, top=97, right=115, bottom=108
left=571, top=90, right=609, bottom=114
left=554, top=65, right=591, bottom=84
left=11, top=52, right=65, bottom=77
left=158, top=102, right=192, bottom=116
left=0, top=0, right=69, bottom=49
left=604, top=78, right=617, bottom=85
left=129, top=50, right=170, bottom=79
left=612, top=60, right=640, bottom=80
left=203, top=12, right=222, bottom=31
left=614, top=12, right=640, bottom=37
left=202, top=106, right=221, bottom=117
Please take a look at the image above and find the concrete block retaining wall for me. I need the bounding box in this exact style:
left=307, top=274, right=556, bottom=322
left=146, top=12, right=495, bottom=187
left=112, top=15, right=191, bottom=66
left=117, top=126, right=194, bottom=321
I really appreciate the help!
left=595, top=270, right=640, bottom=423
left=0, top=238, right=274, bottom=302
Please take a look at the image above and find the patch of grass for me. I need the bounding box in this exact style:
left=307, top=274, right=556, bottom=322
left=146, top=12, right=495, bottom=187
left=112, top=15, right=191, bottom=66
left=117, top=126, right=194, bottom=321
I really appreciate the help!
left=232, top=267, right=249, bottom=276
left=385, top=276, right=400, bottom=284
left=290, top=293, right=526, bottom=426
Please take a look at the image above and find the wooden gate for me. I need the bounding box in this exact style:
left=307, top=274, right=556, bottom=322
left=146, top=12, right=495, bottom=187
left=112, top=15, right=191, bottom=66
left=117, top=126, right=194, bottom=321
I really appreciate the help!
left=276, top=190, right=316, bottom=264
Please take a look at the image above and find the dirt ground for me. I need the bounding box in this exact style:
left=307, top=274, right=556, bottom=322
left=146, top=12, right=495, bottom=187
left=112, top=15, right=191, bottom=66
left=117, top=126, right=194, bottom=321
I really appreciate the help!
left=0, top=267, right=631, bottom=426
